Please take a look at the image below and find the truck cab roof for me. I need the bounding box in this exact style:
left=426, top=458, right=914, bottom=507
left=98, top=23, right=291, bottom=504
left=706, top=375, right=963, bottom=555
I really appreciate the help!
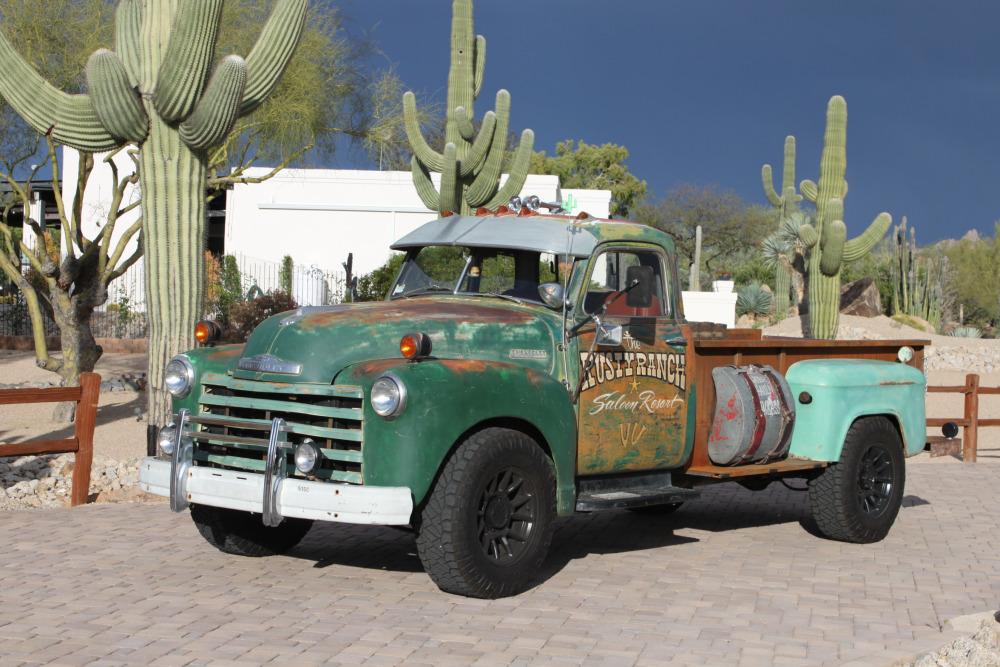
left=390, top=212, right=676, bottom=257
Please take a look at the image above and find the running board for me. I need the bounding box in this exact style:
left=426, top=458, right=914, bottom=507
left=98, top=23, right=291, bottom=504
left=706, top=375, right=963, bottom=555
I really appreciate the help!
left=575, top=471, right=700, bottom=512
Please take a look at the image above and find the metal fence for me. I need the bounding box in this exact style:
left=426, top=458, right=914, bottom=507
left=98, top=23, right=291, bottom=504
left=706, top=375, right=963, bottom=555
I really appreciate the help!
left=0, top=254, right=345, bottom=340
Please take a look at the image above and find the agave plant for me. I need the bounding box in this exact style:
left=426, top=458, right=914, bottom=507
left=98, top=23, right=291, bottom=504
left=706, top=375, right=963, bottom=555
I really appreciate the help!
left=737, top=282, right=774, bottom=319
left=949, top=326, right=983, bottom=338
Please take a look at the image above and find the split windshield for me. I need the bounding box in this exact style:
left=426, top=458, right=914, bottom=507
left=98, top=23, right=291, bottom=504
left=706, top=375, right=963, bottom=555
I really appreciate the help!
left=390, top=246, right=572, bottom=303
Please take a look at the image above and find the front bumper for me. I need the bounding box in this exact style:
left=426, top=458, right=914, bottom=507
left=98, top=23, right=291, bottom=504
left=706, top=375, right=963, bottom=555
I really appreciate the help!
left=139, top=457, right=413, bottom=525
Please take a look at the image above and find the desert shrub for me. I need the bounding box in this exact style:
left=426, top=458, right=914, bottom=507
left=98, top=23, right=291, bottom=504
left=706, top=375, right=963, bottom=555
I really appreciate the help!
left=730, top=255, right=773, bottom=291
left=891, top=313, right=933, bottom=333
left=356, top=253, right=406, bottom=302
left=279, top=255, right=294, bottom=295
left=949, top=326, right=983, bottom=339
left=223, top=291, right=297, bottom=342
left=736, top=282, right=773, bottom=318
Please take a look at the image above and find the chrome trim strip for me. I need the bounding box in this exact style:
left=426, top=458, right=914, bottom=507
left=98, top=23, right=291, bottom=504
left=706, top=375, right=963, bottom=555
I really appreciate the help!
left=237, top=354, right=303, bottom=375
left=262, top=417, right=287, bottom=527
left=169, top=409, right=193, bottom=513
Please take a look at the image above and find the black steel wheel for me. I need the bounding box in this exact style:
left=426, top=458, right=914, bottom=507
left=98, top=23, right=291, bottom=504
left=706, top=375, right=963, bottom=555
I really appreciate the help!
left=808, top=416, right=905, bottom=543
left=416, top=428, right=556, bottom=598
left=191, top=505, right=313, bottom=557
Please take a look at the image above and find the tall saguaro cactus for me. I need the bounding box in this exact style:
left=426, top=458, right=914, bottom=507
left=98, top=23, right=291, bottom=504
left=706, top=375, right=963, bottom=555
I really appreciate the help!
left=0, top=0, right=307, bottom=425
left=761, top=136, right=802, bottom=320
left=403, top=0, right=534, bottom=215
left=794, top=96, right=891, bottom=339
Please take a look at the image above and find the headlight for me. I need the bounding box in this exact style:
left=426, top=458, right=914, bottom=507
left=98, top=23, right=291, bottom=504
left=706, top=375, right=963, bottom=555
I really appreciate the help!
left=294, top=439, right=320, bottom=474
left=164, top=356, right=194, bottom=397
left=158, top=423, right=178, bottom=455
left=897, top=346, right=914, bottom=363
left=371, top=375, right=406, bottom=417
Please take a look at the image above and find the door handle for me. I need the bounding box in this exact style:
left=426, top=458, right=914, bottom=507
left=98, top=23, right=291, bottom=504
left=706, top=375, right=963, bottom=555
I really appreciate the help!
left=664, top=337, right=687, bottom=347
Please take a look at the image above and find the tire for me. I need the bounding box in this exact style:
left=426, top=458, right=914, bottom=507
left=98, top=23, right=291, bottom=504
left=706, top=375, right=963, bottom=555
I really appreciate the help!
left=627, top=502, right=683, bottom=515
left=808, top=416, right=905, bottom=543
left=190, top=504, right=313, bottom=557
left=416, top=428, right=557, bottom=599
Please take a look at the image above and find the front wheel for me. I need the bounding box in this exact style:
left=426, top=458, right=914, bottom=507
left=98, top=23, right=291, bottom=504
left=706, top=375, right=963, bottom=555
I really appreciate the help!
left=191, top=505, right=313, bottom=557
left=416, top=428, right=556, bottom=598
left=808, top=416, right=905, bottom=543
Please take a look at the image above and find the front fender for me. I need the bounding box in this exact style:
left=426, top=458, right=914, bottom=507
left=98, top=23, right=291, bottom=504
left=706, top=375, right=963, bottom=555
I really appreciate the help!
left=786, top=359, right=927, bottom=461
left=338, top=359, right=578, bottom=515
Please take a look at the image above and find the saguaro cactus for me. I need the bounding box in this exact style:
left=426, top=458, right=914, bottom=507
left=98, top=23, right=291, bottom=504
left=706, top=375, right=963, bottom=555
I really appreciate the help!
left=688, top=225, right=702, bottom=291
left=795, top=96, right=891, bottom=339
left=0, top=0, right=308, bottom=425
left=403, top=0, right=534, bottom=215
left=761, top=136, right=802, bottom=320
left=891, top=217, right=943, bottom=328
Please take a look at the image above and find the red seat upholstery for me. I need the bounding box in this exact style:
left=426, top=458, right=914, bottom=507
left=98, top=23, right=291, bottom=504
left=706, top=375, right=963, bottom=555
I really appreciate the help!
left=603, top=291, right=661, bottom=318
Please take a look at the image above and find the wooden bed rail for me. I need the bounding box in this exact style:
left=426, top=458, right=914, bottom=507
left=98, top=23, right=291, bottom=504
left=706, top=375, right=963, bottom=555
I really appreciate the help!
left=0, top=373, right=101, bottom=505
left=927, top=373, right=999, bottom=463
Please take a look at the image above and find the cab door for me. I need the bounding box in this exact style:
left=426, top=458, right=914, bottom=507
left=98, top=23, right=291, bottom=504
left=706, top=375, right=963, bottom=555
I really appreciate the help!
left=574, top=245, right=689, bottom=475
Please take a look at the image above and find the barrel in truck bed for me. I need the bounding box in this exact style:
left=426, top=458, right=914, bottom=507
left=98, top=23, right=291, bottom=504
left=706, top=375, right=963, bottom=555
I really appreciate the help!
left=677, top=324, right=928, bottom=481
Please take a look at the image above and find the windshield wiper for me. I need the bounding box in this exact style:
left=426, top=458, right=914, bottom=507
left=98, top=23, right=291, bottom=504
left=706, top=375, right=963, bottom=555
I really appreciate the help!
left=397, top=286, right=454, bottom=299
left=465, top=292, right=524, bottom=305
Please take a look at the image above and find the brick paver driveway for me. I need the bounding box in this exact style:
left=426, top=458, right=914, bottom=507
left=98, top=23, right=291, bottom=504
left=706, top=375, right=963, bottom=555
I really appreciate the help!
left=0, top=453, right=997, bottom=667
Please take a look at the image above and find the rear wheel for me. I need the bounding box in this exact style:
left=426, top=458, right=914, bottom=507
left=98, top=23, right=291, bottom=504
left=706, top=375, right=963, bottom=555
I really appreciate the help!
left=416, top=428, right=556, bottom=598
left=191, top=505, right=313, bottom=557
left=808, top=416, right=905, bottom=543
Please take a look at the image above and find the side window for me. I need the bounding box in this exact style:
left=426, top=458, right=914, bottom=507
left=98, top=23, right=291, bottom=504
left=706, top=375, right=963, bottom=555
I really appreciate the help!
left=583, top=248, right=671, bottom=317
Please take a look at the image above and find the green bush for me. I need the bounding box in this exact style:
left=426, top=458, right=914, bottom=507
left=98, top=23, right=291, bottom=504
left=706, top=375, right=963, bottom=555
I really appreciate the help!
left=949, top=326, right=983, bottom=339
left=355, top=253, right=406, bottom=302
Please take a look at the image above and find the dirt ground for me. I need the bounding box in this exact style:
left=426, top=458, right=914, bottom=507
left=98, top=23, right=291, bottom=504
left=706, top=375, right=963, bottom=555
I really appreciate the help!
left=1, top=338, right=998, bottom=463
left=0, top=350, right=147, bottom=461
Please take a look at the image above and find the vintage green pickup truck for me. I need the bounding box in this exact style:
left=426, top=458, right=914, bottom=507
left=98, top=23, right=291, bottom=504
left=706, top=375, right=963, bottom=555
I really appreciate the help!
left=140, top=209, right=928, bottom=598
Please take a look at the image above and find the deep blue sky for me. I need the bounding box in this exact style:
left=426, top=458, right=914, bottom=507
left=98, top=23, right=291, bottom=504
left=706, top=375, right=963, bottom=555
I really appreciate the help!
left=337, top=1, right=1000, bottom=243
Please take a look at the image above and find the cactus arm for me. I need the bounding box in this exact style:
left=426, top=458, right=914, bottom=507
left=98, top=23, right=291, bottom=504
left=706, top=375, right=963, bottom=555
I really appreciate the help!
left=411, top=156, right=440, bottom=211
left=153, top=0, right=225, bottom=122
left=842, top=180, right=848, bottom=198
left=800, top=179, right=818, bottom=203
left=403, top=92, right=445, bottom=172
left=115, top=0, right=143, bottom=85
left=438, top=143, right=460, bottom=214
left=455, top=106, right=475, bottom=141
left=781, top=135, right=796, bottom=190
left=86, top=50, right=148, bottom=144
left=465, top=90, right=511, bottom=206
left=798, top=223, right=819, bottom=249
left=485, top=128, right=535, bottom=209
left=180, top=56, right=247, bottom=151
left=820, top=197, right=845, bottom=250
left=240, top=0, right=309, bottom=116
left=819, top=220, right=846, bottom=276
left=0, top=33, right=118, bottom=152
left=458, top=110, right=496, bottom=178
left=761, top=164, right=781, bottom=207
left=473, top=35, right=485, bottom=97
left=842, top=212, right=891, bottom=263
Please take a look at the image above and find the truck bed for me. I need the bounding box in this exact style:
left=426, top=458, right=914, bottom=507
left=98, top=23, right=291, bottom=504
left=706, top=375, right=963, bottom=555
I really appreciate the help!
left=678, top=324, right=928, bottom=480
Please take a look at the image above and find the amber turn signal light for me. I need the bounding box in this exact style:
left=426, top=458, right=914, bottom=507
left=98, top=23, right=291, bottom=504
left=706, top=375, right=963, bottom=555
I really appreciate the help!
left=400, top=332, right=432, bottom=360
left=194, top=320, right=222, bottom=346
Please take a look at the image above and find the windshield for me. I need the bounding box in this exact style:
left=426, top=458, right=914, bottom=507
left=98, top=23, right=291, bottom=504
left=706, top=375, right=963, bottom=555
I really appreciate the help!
left=389, top=246, right=571, bottom=303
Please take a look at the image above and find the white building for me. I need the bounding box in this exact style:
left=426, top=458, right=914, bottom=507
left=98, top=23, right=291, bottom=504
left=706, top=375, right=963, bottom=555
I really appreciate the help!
left=57, top=148, right=611, bottom=308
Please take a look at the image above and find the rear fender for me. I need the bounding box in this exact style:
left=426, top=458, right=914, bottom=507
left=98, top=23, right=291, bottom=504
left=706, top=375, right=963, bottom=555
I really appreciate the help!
left=337, top=359, right=578, bottom=514
left=785, top=359, right=926, bottom=461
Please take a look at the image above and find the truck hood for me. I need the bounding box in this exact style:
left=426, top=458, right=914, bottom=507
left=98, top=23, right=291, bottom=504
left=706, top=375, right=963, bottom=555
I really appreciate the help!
left=233, top=297, right=561, bottom=383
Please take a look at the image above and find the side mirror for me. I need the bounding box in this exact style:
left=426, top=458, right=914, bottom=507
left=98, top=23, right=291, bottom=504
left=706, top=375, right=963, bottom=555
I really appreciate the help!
left=596, top=319, right=623, bottom=347
left=538, top=282, right=565, bottom=309
left=625, top=265, right=654, bottom=308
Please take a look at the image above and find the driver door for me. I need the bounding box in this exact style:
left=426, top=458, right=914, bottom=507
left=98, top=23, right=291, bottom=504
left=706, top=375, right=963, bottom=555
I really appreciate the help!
left=575, top=246, right=689, bottom=475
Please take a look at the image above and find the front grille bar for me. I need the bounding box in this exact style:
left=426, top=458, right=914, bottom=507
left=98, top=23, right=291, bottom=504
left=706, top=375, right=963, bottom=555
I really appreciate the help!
left=262, top=417, right=287, bottom=527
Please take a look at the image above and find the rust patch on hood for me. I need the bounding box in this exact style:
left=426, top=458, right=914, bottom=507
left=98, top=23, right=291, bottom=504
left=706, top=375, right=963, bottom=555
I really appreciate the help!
left=297, top=298, right=535, bottom=330
left=439, top=359, right=491, bottom=374
left=352, top=359, right=406, bottom=377
left=206, top=344, right=244, bottom=360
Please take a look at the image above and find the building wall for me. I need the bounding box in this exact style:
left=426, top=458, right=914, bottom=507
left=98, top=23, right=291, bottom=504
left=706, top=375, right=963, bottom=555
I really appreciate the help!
left=59, top=147, right=612, bottom=306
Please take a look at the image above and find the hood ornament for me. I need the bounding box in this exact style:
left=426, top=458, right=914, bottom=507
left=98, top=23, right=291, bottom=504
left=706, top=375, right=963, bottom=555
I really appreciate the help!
left=237, top=354, right=302, bottom=375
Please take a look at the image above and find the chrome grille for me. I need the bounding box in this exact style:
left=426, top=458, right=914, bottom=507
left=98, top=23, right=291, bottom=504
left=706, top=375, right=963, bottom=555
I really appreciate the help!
left=191, top=372, right=364, bottom=484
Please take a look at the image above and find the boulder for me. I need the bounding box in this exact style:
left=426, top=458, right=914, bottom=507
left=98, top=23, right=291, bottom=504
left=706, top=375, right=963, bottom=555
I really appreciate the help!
left=839, top=278, right=882, bottom=317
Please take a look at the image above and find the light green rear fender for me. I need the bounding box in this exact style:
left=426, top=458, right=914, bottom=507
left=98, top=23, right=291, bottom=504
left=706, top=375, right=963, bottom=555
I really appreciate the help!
left=337, top=359, right=578, bottom=515
left=785, top=359, right=926, bottom=461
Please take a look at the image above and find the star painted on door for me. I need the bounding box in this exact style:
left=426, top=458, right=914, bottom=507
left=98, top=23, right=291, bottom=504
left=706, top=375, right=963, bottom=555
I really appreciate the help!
left=629, top=378, right=640, bottom=392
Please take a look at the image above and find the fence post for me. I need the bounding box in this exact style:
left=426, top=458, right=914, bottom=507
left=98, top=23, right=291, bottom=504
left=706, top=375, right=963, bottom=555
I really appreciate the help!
left=963, top=373, right=979, bottom=464
left=71, top=373, right=100, bottom=506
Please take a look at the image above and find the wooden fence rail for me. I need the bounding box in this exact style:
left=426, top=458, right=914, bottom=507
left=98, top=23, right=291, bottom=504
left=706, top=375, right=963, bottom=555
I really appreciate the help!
left=0, top=373, right=100, bottom=505
left=926, top=373, right=1000, bottom=463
